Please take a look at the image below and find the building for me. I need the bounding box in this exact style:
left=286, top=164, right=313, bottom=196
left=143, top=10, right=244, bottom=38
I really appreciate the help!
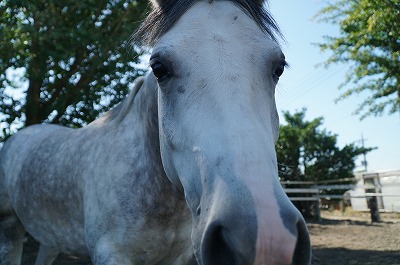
left=349, top=169, right=400, bottom=212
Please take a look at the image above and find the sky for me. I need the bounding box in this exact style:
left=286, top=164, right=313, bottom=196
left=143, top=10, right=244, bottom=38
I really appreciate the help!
left=268, top=0, right=399, bottom=172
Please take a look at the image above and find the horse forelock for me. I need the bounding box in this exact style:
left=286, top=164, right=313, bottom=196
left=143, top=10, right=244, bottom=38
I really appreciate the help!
left=131, top=0, right=282, bottom=47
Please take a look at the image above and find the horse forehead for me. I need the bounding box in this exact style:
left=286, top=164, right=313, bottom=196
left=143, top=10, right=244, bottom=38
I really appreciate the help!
left=158, top=1, right=271, bottom=51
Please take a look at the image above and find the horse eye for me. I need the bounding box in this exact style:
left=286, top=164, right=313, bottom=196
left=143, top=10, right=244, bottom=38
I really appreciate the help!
left=274, top=65, right=284, bottom=78
left=150, top=61, right=170, bottom=80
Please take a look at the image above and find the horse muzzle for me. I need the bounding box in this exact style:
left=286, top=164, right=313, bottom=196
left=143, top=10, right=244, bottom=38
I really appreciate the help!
left=196, top=177, right=311, bottom=265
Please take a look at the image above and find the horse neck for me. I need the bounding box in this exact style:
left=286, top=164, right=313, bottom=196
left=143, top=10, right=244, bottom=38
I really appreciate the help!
left=131, top=74, right=189, bottom=218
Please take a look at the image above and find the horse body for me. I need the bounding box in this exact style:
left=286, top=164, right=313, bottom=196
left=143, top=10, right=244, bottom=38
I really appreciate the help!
left=2, top=124, right=86, bottom=253
left=1, top=76, right=193, bottom=264
left=1, top=1, right=311, bottom=264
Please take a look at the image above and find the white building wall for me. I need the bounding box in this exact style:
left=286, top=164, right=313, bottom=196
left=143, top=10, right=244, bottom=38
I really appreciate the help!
left=380, top=173, right=400, bottom=212
left=349, top=185, right=368, bottom=211
left=350, top=170, right=400, bottom=212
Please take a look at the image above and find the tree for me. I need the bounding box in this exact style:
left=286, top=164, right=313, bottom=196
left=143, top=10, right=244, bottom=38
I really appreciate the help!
left=0, top=0, right=148, bottom=143
left=277, top=109, right=376, bottom=217
left=276, top=109, right=375, bottom=182
left=315, top=0, right=400, bottom=119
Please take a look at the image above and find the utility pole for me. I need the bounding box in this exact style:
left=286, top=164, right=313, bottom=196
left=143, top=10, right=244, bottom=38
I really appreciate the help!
left=360, top=133, right=368, bottom=172
left=360, top=133, right=380, bottom=222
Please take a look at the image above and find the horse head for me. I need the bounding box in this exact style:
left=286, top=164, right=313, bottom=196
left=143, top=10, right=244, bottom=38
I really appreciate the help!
left=136, top=1, right=311, bottom=264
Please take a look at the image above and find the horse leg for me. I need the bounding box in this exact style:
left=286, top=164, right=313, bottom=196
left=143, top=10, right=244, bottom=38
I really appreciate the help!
left=0, top=213, right=26, bottom=265
left=34, top=244, right=59, bottom=265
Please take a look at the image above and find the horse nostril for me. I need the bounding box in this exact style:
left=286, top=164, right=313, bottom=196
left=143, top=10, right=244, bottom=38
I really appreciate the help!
left=201, top=222, right=249, bottom=265
left=202, top=223, right=235, bottom=265
left=292, top=218, right=312, bottom=265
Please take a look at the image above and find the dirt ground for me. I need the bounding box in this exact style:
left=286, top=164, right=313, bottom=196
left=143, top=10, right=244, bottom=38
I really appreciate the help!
left=20, top=211, right=400, bottom=265
left=310, top=211, right=400, bottom=265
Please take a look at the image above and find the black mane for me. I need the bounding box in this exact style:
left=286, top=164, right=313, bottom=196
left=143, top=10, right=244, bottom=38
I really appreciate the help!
left=132, top=0, right=282, bottom=46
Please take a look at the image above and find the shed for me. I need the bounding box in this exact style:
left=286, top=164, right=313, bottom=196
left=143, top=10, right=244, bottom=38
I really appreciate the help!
left=349, top=169, right=400, bottom=212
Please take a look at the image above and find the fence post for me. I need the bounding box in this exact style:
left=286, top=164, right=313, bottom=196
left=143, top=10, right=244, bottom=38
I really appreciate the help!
left=315, top=198, right=321, bottom=222
left=368, top=196, right=381, bottom=223
left=312, top=185, right=322, bottom=222
left=339, top=200, right=345, bottom=213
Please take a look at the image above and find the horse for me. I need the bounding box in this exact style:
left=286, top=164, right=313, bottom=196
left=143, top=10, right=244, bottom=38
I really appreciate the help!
left=0, top=0, right=311, bottom=264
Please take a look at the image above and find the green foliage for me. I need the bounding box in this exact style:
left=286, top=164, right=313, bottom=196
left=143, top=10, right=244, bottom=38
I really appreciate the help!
left=315, top=0, right=400, bottom=119
left=276, top=109, right=375, bottom=182
left=0, top=0, right=148, bottom=143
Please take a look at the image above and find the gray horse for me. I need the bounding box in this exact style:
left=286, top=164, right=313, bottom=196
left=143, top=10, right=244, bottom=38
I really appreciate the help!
left=0, top=0, right=311, bottom=264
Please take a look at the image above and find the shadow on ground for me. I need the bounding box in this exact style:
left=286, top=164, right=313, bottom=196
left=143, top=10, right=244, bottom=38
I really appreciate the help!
left=312, top=247, right=400, bottom=265
left=306, top=217, right=384, bottom=226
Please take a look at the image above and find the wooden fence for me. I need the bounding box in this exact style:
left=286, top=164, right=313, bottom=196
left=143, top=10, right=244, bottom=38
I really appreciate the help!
left=281, top=177, right=400, bottom=222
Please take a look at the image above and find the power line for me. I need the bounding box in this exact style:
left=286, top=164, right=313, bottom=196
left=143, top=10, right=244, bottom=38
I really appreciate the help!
left=278, top=64, right=345, bottom=107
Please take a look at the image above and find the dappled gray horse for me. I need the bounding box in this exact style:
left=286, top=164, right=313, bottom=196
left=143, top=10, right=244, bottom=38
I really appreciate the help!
left=0, top=0, right=311, bottom=264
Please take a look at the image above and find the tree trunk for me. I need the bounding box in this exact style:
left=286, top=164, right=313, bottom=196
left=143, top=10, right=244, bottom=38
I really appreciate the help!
left=25, top=27, right=46, bottom=127
left=25, top=78, right=42, bottom=126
